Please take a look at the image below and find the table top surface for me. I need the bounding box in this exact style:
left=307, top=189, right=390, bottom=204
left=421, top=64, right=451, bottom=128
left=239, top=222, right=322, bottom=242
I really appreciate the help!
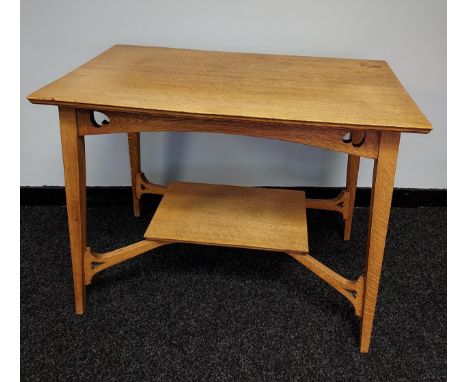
left=27, top=44, right=431, bottom=133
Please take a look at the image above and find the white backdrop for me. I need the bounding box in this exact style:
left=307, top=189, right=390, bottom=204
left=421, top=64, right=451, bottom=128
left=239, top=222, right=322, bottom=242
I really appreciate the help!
left=20, top=0, right=446, bottom=188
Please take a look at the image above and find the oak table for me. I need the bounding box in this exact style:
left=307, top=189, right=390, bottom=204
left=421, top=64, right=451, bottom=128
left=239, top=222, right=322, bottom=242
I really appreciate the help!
left=27, top=45, right=431, bottom=353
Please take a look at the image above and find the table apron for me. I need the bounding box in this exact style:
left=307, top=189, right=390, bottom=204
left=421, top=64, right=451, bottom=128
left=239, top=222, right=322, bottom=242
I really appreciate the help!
left=76, top=109, right=380, bottom=159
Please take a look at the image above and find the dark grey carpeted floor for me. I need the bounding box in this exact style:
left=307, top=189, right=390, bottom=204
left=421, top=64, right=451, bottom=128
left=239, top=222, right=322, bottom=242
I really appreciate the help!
left=21, top=203, right=446, bottom=381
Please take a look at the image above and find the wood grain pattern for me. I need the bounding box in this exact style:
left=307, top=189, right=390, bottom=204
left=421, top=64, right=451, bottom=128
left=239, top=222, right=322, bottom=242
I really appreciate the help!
left=144, top=181, right=309, bottom=254
left=136, top=172, right=166, bottom=198
left=360, top=132, right=400, bottom=353
left=344, top=131, right=363, bottom=240
left=59, top=107, right=87, bottom=314
left=305, top=190, right=349, bottom=218
left=127, top=133, right=141, bottom=217
left=28, top=45, right=431, bottom=133
left=76, top=109, right=381, bottom=159
left=135, top=170, right=355, bottom=224
left=27, top=45, right=428, bottom=352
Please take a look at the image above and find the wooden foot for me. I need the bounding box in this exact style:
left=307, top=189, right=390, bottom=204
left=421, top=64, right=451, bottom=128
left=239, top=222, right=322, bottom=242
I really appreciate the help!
left=59, top=107, right=87, bottom=314
left=359, top=132, right=400, bottom=352
left=128, top=132, right=141, bottom=217
left=343, top=132, right=362, bottom=241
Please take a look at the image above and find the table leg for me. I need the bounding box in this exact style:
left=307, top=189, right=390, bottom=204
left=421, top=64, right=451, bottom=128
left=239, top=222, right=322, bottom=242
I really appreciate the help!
left=343, top=131, right=364, bottom=240
left=128, top=132, right=141, bottom=217
left=344, top=154, right=360, bottom=240
left=360, top=132, right=400, bottom=352
left=59, top=107, right=87, bottom=314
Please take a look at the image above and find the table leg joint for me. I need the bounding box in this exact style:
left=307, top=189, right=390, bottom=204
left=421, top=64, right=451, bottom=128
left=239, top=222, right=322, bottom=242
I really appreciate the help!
left=305, top=190, right=350, bottom=219
left=135, top=172, right=166, bottom=199
left=288, top=252, right=364, bottom=317
left=84, top=240, right=169, bottom=285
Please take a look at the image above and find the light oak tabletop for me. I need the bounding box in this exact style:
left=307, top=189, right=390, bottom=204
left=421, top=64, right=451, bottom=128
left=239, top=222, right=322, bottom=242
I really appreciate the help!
left=27, top=44, right=431, bottom=133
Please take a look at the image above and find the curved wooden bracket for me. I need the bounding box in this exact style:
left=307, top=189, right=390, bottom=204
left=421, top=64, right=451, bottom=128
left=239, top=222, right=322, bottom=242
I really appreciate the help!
left=305, top=190, right=350, bottom=219
left=288, top=252, right=364, bottom=317
left=135, top=172, right=166, bottom=199
left=84, top=240, right=170, bottom=285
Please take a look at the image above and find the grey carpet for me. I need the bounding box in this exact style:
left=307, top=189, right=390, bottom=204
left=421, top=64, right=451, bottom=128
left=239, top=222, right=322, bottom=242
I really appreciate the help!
left=21, top=203, right=446, bottom=381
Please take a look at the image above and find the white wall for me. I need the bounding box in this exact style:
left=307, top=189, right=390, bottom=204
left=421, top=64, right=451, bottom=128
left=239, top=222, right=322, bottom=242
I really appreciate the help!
left=21, top=0, right=446, bottom=188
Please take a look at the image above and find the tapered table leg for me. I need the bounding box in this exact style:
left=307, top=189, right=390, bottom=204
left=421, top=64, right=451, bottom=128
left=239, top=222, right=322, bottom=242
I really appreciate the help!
left=59, top=107, right=87, bottom=314
left=343, top=132, right=362, bottom=240
left=344, top=155, right=360, bottom=240
left=128, top=132, right=141, bottom=217
left=360, top=132, right=400, bottom=352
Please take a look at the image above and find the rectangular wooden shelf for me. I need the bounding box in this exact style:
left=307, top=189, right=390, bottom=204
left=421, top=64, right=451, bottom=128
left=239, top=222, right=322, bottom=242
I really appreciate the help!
left=144, top=181, right=309, bottom=254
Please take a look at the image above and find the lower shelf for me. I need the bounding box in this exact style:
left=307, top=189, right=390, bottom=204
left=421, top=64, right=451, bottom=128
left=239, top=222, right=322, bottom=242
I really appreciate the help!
left=144, top=181, right=309, bottom=254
